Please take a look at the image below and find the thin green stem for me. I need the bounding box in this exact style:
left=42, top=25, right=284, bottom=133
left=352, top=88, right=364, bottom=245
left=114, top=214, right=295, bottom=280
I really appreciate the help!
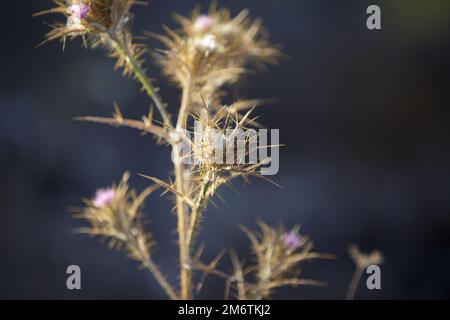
left=110, top=33, right=171, bottom=127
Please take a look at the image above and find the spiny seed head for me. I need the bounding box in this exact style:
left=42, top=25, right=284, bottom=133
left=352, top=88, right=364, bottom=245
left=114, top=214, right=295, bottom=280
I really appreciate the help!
left=184, top=108, right=262, bottom=199
left=75, top=172, right=157, bottom=259
left=150, top=5, right=280, bottom=114
left=243, top=224, right=311, bottom=275
left=239, top=223, right=326, bottom=299
left=35, top=0, right=140, bottom=47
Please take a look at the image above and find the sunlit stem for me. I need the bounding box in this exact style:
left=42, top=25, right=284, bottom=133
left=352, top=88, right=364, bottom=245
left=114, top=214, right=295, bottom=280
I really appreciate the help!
left=174, top=75, right=193, bottom=299
left=109, top=32, right=171, bottom=127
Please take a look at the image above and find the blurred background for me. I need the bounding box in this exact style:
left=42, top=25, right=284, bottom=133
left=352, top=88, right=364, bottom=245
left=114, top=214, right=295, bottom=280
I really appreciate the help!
left=1, top=0, right=449, bottom=299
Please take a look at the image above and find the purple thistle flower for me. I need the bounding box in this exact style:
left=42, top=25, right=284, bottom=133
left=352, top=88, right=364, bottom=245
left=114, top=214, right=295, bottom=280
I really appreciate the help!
left=93, top=188, right=115, bottom=208
left=283, top=231, right=302, bottom=250
left=68, top=2, right=90, bottom=21
left=194, top=15, right=215, bottom=32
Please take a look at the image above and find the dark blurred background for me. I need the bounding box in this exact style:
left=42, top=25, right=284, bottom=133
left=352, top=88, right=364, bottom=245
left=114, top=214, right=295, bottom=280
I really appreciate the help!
left=1, top=0, right=449, bottom=299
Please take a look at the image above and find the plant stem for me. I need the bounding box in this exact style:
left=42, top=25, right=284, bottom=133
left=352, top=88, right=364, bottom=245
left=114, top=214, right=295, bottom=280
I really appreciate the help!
left=174, top=160, right=191, bottom=300
left=133, top=236, right=179, bottom=300
left=74, top=116, right=168, bottom=141
left=142, top=257, right=179, bottom=300
left=174, top=76, right=193, bottom=299
left=186, top=181, right=210, bottom=251
left=110, top=33, right=172, bottom=127
left=176, top=77, right=192, bottom=131
left=346, top=266, right=363, bottom=300
left=118, top=207, right=178, bottom=300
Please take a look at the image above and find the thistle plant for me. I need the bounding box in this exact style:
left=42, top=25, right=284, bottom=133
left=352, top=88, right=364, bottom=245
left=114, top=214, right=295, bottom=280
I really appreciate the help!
left=36, top=1, right=330, bottom=300
left=346, top=245, right=384, bottom=300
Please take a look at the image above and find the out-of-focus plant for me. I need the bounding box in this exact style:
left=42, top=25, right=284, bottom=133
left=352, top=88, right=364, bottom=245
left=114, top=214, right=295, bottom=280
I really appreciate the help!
left=35, top=0, right=330, bottom=300
left=346, top=245, right=384, bottom=300
left=194, top=223, right=333, bottom=300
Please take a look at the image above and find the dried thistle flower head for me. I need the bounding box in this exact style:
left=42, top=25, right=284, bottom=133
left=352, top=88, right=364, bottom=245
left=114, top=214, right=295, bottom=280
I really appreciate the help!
left=234, top=223, right=331, bottom=300
left=150, top=4, right=280, bottom=113
left=36, top=1, right=168, bottom=125
left=74, top=172, right=178, bottom=299
left=35, top=0, right=139, bottom=47
left=187, top=108, right=262, bottom=193
left=75, top=172, right=157, bottom=261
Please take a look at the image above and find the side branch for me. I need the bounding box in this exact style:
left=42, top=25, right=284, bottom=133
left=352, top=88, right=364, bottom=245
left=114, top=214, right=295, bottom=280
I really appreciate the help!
left=74, top=116, right=169, bottom=142
left=141, top=255, right=179, bottom=300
